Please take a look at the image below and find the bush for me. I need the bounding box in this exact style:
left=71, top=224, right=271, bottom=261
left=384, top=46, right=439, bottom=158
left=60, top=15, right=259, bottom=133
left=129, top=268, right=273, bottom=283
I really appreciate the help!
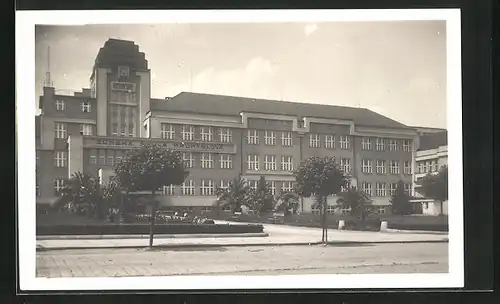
left=343, top=218, right=382, bottom=231
left=37, top=223, right=264, bottom=236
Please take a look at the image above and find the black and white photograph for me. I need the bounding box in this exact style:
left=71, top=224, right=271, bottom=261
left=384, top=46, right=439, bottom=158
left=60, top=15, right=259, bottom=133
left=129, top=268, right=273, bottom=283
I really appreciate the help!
left=16, top=9, right=463, bottom=291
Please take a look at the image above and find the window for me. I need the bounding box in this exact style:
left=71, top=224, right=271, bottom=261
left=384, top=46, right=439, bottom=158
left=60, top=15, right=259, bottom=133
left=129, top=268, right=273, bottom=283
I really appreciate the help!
left=54, top=151, right=67, bottom=168
left=181, top=180, right=195, bottom=195
left=111, top=123, right=119, bottom=136
left=118, top=66, right=130, bottom=78
left=265, top=155, right=277, bottom=171
left=55, top=123, right=67, bottom=139
left=402, top=139, right=412, bottom=152
left=248, top=180, right=258, bottom=191
left=339, top=135, right=350, bottom=150
left=376, top=183, right=387, bottom=197
left=182, top=125, right=194, bottom=141
left=54, top=178, right=65, bottom=195
left=80, top=124, right=92, bottom=136
left=182, top=152, right=194, bottom=168
left=376, top=160, right=387, bottom=174
left=325, top=135, right=335, bottom=149
left=163, top=185, right=175, bottom=195
left=361, top=137, right=372, bottom=150
left=219, top=180, right=230, bottom=190
left=404, top=161, right=412, bottom=175
left=269, top=181, right=276, bottom=195
left=219, top=128, right=232, bottom=143
left=264, top=131, right=276, bottom=145
left=377, top=206, right=387, bottom=214
left=81, top=101, right=91, bottom=113
left=340, top=158, right=351, bottom=173
left=361, top=182, right=372, bottom=196
left=389, top=183, right=398, bottom=196
left=376, top=138, right=386, bottom=151
left=281, top=156, right=293, bottom=171
left=424, top=161, right=430, bottom=173
left=361, top=159, right=373, bottom=174
left=107, top=151, right=115, bottom=167
left=311, top=205, right=321, bottom=215
left=55, top=100, right=65, bottom=111
left=340, top=206, right=351, bottom=215
left=404, top=183, right=412, bottom=196
left=200, top=126, right=213, bottom=142
left=109, top=105, right=136, bottom=138
left=247, top=154, right=259, bottom=171
left=220, top=154, right=233, bottom=169
left=390, top=160, right=400, bottom=174
left=281, top=132, right=292, bottom=146
left=417, top=162, right=424, bottom=173
left=309, top=134, right=320, bottom=148
left=247, top=130, right=259, bottom=145
left=201, top=153, right=214, bottom=169
left=89, top=149, right=97, bottom=165
left=120, top=122, right=127, bottom=136
left=388, top=139, right=398, bottom=151
left=98, top=149, right=106, bottom=165
left=161, top=124, right=175, bottom=140
left=281, top=181, right=293, bottom=193
left=115, top=150, right=123, bottom=164
left=327, top=205, right=336, bottom=214
left=201, top=180, right=215, bottom=196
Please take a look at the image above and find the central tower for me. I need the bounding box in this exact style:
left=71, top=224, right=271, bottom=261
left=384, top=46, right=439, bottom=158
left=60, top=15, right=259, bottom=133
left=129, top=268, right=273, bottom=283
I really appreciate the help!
left=90, top=38, right=151, bottom=138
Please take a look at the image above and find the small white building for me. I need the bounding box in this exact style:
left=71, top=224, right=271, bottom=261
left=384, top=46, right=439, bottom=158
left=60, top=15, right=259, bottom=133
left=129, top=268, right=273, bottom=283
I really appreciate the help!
left=411, top=131, right=448, bottom=216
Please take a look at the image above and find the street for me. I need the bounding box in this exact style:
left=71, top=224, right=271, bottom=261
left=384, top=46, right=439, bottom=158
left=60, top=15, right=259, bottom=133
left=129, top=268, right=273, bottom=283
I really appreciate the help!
left=36, top=242, right=448, bottom=277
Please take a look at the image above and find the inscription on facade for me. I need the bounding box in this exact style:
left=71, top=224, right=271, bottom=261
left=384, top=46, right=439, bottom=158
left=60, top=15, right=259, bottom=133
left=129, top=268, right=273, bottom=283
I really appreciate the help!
left=85, top=138, right=233, bottom=153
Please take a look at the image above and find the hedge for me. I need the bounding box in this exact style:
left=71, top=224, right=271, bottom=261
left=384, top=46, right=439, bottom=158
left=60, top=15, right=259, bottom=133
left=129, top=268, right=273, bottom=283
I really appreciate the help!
left=37, top=223, right=264, bottom=236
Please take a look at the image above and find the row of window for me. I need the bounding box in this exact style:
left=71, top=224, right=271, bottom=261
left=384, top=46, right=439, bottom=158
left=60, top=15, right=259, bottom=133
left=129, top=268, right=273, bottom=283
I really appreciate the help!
left=162, top=180, right=296, bottom=196
left=55, top=100, right=92, bottom=112
left=361, top=138, right=412, bottom=152
left=361, top=159, right=412, bottom=175
left=55, top=123, right=93, bottom=139
left=311, top=205, right=390, bottom=215
left=416, top=159, right=441, bottom=174
left=161, top=124, right=233, bottom=143
left=360, top=182, right=412, bottom=197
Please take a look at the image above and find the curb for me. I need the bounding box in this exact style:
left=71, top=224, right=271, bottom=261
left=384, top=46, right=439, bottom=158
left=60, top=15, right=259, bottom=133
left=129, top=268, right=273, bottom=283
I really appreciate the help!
left=36, top=239, right=448, bottom=252
left=37, top=232, right=268, bottom=240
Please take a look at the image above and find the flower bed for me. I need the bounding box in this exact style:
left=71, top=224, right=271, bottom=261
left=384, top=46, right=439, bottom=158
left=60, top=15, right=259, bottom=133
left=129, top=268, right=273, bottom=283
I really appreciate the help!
left=37, top=223, right=264, bottom=236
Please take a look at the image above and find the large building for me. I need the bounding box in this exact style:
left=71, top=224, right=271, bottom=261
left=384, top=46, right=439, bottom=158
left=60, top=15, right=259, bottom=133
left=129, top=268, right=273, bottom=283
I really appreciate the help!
left=36, top=38, right=424, bottom=215
left=411, top=131, right=448, bottom=215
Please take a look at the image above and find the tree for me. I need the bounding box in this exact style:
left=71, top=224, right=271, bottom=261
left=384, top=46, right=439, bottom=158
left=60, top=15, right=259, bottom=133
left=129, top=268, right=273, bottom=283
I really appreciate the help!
left=416, top=165, right=448, bottom=215
left=215, top=175, right=252, bottom=215
left=57, top=171, right=100, bottom=216
left=251, top=176, right=275, bottom=214
left=275, top=191, right=300, bottom=215
left=390, top=180, right=412, bottom=215
left=114, top=143, right=188, bottom=247
left=293, top=156, right=350, bottom=244
left=336, top=186, right=372, bottom=220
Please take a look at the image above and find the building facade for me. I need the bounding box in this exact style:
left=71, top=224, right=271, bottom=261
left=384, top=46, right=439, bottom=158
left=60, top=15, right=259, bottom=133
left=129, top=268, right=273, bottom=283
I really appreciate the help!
left=411, top=131, right=448, bottom=215
left=36, top=38, right=422, bottom=215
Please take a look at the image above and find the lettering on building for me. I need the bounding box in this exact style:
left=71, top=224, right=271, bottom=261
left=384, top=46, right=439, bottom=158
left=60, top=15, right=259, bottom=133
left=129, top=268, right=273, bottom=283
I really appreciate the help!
left=95, top=139, right=134, bottom=146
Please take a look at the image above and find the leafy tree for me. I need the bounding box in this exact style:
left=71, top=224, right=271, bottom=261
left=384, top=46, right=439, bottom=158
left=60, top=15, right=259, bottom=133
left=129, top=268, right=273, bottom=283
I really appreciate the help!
left=251, top=176, right=275, bottom=214
left=294, top=156, right=350, bottom=244
left=336, top=186, right=373, bottom=220
left=390, top=180, right=412, bottom=215
left=215, top=175, right=252, bottom=215
left=58, top=171, right=100, bottom=216
left=416, top=165, right=448, bottom=215
left=114, top=143, right=188, bottom=247
left=275, top=191, right=300, bottom=215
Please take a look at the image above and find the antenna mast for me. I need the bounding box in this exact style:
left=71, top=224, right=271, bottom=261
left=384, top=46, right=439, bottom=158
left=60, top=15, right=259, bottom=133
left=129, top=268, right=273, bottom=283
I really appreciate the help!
left=44, top=46, right=53, bottom=87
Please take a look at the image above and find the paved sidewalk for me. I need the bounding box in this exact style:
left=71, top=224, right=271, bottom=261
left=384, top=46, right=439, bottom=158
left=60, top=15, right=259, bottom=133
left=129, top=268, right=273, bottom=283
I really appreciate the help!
left=37, top=227, right=448, bottom=251
left=37, top=232, right=268, bottom=240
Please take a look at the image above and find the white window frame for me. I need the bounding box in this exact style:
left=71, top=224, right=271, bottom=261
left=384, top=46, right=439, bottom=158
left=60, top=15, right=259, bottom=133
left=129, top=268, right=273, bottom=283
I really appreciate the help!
left=80, top=124, right=92, bottom=136
left=219, top=180, right=230, bottom=190
left=247, top=154, right=259, bottom=171
left=54, top=178, right=65, bottom=195
left=181, top=180, right=195, bottom=196
left=107, top=152, right=115, bottom=167
left=376, top=138, right=386, bottom=151
left=201, top=180, right=215, bottom=196
left=162, top=185, right=175, bottom=195
left=377, top=206, right=387, bottom=214
left=161, top=124, right=175, bottom=140
left=389, top=139, right=398, bottom=151
left=361, top=182, right=372, bottom=196
left=340, top=158, right=351, bottom=173
left=404, top=160, right=412, bottom=175
left=220, top=154, right=233, bottom=169
left=264, top=131, right=276, bottom=146
left=339, top=135, right=350, bottom=150
left=281, top=181, right=293, bottom=193
left=361, top=137, right=372, bottom=150
left=269, top=181, right=276, bottom=195
left=219, top=128, right=232, bottom=143
left=376, top=183, right=387, bottom=197
left=404, top=183, right=412, bottom=196
left=311, top=205, right=321, bottom=215
left=402, top=139, right=412, bottom=152
left=325, top=135, right=335, bottom=149
left=54, top=151, right=67, bottom=168
left=55, top=123, right=67, bottom=139
left=361, top=159, right=373, bottom=174
left=340, top=206, right=351, bottom=215
left=201, top=153, right=214, bottom=169
left=200, top=126, right=213, bottom=142
left=327, top=205, right=336, bottom=214
left=281, top=156, right=293, bottom=171
left=376, top=160, right=387, bottom=174
left=264, top=155, right=277, bottom=171
left=89, top=149, right=97, bottom=165
left=182, top=125, right=194, bottom=141
left=389, top=183, right=398, bottom=196
left=248, top=180, right=258, bottom=191
left=390, top=160, right=400, bottom=174
left=309, top=134, right=320, bottom=148
left=182, top=152, right=194, bottom=168
left=81, top=100, right=91, bottom=113
left=281, top=132, right=292, bottom=146
left=247, top=130, right=259, bottom=145
left=55, top=99, right=65, bottom=111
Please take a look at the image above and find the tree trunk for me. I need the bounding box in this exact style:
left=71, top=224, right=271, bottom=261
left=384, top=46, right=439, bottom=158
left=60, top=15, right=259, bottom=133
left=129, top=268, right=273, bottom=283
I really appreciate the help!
left=323, top=196, right=328, bottom=244
left=149, top=190, right=157, bottom=248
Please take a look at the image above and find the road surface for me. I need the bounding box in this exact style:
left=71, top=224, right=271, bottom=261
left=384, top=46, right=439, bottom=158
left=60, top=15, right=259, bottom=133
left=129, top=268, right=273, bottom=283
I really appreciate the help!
left=36, top=242, right=448, bottom=277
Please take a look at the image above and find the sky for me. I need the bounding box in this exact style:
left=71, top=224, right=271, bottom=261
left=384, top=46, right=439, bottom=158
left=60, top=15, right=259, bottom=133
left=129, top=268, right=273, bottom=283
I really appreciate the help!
left=35, top=21, right=447, bottom=128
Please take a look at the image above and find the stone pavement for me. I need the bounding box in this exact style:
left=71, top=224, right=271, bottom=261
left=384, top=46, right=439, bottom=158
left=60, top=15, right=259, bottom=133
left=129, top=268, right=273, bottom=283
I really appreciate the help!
left=37, top=222, right=448, bottom=250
